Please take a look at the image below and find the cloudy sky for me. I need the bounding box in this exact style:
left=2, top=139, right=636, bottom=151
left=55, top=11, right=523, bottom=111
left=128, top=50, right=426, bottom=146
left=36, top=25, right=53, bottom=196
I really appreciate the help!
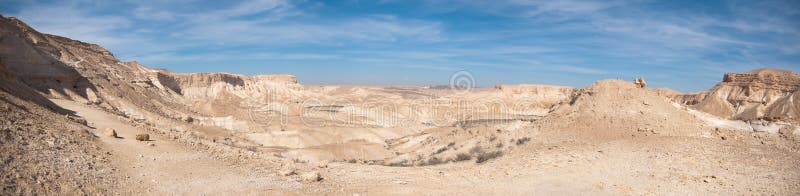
left=1, top=0, right=799, bottom=92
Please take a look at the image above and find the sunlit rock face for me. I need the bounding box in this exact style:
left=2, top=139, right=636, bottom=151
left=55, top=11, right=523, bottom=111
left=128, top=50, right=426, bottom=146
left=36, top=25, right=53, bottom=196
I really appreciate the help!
left=677, top=69, right=800, bottom=124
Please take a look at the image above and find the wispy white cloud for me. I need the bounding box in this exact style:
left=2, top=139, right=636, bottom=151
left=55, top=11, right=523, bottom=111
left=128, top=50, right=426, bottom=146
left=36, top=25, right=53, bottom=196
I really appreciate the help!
left=132, top=6, right=177, bottom=21
left=135, top=52, right=341, bottom=62
left=7, top=0, right=446, bottom=62
left=13, top=1, right=132, bottom=45
left=511, top=0, right=624, bottom=16
left=2, top=0, right=797, bottom=91
left=175, top=15, right=443, bottom=44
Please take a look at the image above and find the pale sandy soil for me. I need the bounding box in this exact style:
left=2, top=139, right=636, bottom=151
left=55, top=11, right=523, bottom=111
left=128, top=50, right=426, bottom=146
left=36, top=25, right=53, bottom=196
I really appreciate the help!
left=52, top=99, right=800, bottom=195
left=52, top=99, right=297, bottom=195
left=314, top=137, right=800, bottom=195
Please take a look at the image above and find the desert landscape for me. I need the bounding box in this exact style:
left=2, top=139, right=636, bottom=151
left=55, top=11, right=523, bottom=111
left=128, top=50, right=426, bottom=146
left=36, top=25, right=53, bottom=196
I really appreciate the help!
left=1, top=5, right=800, bottom=195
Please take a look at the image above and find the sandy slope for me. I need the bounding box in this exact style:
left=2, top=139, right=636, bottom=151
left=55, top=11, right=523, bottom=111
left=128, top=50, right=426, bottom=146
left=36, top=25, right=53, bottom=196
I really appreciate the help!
left=51, top=99, right=296, bottom=195
left=310, top=136, right=800, bottom=195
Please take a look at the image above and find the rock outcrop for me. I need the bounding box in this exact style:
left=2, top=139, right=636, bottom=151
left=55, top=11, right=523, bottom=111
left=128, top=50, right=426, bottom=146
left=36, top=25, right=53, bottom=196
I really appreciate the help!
left=0, top=16, right=299, bottom=125
left=677, top=69, right=800, bottom=124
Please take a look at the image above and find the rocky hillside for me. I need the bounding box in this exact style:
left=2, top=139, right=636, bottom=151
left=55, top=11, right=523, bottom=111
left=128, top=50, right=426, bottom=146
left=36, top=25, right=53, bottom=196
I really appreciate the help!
left=0, top=15, right=298, bottom=121
left=677, top=69, right=800, bottom=124
left=0, top=50, right=116, bottom=194
left=0, top=15, right=576, bottom=166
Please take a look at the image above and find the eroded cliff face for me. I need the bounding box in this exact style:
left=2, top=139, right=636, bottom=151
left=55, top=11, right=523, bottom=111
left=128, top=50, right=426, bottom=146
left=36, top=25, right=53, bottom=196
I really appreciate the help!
left=0, top=16, right=299, bottom=123
left=678, top=69, right=800, bottom=124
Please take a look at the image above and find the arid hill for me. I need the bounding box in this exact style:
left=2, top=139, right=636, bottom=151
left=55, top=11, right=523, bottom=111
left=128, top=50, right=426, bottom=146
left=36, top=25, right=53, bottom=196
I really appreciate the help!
left=543, top=79, right=711, bottom=140
left=0, top=40, right=115, bottom=193
left=677, top=69, right=800, bottom=124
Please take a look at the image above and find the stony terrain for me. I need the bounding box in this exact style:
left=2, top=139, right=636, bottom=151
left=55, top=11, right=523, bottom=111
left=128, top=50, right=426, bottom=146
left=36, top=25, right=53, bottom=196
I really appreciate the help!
left=1, top=15, right=799, bottom=194
left=0, top=46, right=116, bottom=194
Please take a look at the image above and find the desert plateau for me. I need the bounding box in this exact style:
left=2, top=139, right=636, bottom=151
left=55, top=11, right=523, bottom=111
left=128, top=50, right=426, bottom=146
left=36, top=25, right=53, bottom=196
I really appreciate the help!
left=1, top=1, right=799, bottom=195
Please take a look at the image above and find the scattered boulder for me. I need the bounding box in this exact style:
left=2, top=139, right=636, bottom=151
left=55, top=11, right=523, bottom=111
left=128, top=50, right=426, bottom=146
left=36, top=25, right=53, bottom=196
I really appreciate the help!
left=181, top=116, right=193, bottom=123
left=135, top=133, right=150, bottom=141
left=278, top=168, right=296, bottom=176
left=633, top=77, right=646, bottom=88
left=104, top=128, right=118, bottom=138
left=301, top=171, right=322, bottom=182
left=66, top=115, right=88, bottom=126
left=85, top=88, right=101, bottom=104
left=317, top=160, right=329, bottom=168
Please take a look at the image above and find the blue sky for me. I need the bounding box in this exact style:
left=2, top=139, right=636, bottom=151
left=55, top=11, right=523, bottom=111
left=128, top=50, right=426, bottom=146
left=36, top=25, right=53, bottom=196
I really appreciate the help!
left=1, top=0, right=799, bottom=92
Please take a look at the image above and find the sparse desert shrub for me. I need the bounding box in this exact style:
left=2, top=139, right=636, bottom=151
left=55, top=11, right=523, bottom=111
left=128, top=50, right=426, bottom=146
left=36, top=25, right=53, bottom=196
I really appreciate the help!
left=426, top=156, right=443, bottom=165
left=516, top=137, right=531, bottom=145
left=387, top=161, right=408, bottom=167
left=475, top=151, right=503, bottom=164
left=135, top=133, right=149, bottom=141
left=469, top=146, right=483, bottom=154
left=292, top=158, right=307, bottom=163
left=181, top=115, right=193, bottom=123
left=67, top=115, right=88, bottom=126
left=455, top=153, right=472, bottom=161
left=278, top=168, right=296, bottom=176
left=433, top=146, right=448, bottom=155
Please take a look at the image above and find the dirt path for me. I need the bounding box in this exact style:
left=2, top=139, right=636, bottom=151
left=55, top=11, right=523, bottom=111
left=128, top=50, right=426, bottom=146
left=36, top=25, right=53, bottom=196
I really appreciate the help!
left=51, top=99, right=295, bottom=194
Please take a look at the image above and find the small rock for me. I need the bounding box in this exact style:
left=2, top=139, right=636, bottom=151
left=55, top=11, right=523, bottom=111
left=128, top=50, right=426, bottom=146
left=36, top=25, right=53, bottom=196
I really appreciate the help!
left=278, top=169, right=296, bottom=176
left=301, top=171, right=322, bottom=182
left=135, top=134, right=150, bottom=141
left=633, top=77, right=646, bottom=88
left=104, top=128, right=118, bottom=138
left=317, top=160, right=329, bottom=168
left=147, top=143, right=156, bottom=147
